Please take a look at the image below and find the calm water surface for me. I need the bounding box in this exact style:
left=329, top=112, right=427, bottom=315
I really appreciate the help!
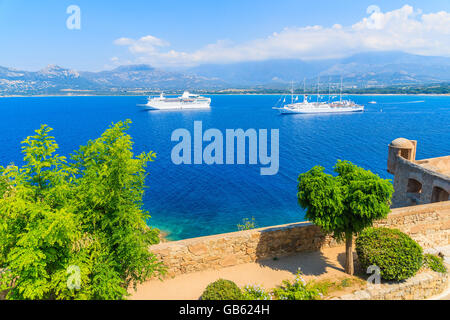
left=1, top=95, right=449, bottom=240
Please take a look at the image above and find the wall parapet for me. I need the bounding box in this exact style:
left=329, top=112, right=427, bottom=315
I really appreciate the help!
left=334, top=270, right=448, bottom=300
left=151, top=201, right=450, bottom=278
left=390, top=146, right=450, bottom=208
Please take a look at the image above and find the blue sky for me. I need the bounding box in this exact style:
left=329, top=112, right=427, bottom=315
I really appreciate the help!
left=1, top=0, right=450, bottom=71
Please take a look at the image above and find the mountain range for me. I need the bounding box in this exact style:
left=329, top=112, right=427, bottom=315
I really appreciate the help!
left=1, top=51, right=450, bottom=95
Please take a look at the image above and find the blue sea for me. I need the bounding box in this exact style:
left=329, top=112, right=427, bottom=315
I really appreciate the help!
left=1, top=95, right=449, bottom=240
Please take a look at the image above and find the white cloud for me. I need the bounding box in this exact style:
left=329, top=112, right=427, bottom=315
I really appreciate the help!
left=114, top=35, right=170, bottom=55
left=113, top=5, right=450, bottom=67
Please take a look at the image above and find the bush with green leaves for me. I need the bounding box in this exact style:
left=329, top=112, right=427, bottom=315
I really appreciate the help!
left=423, top=254, right=447, bottom=273
left=356, top=227, right=423, bottom=281
left=201, top=279, right=244, bottom=300
left=273, top=270, right=324, bottom=300
left=0, top=120, right=165, bottom=300
left=242, top=284, right=272, bottom=300
left=237, top=217, right=257, bottom=231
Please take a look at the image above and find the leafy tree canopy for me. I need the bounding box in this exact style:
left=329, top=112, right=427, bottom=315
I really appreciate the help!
left=0, top=120, right=164, bottom=300
left=297, top=160, right=394, bottom=241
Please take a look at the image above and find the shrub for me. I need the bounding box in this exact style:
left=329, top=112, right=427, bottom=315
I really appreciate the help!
left=273, top=270, right=324, bottom=300
left=201, top=279, right=244, bottom=300
left=0, top=175, right=7, bottom=198
left=356, top=227, right=423, bottom=281
left=242, top=284, right=272, bottom=300
left=237, top=217, right=257, bottom=231
left=423, top=254, right=447, bottom=273
left=0, top=121, right=165, bottom=300
left=310, top=277, right=366, bottom=297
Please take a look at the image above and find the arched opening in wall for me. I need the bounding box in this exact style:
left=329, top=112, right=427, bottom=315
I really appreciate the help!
left=407, top=179, right=422, bottom=194
left=400, top=149, right=411, bottom=160
left=431, top=187, right=450, bottom=203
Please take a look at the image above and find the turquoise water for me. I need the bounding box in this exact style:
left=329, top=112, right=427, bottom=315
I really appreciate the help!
left=0, top=95, right=449, bottom=240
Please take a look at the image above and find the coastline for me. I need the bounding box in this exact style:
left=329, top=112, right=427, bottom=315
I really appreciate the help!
left=159, top=230, right=170, bottom=243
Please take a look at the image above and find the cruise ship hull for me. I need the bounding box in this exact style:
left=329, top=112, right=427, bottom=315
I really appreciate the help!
left=145, top=102, right=211, bottom=110
left=144, top=91, right=211, bottom=110
left=279, top=106, right=364, bottom=114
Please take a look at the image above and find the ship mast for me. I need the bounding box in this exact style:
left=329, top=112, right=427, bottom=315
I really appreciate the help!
left=317, top=76, right=320, bottom=103
left=291, top=80, right=294, bottom=104
left=340, top=76, right=343, bottom=103
left=328, top=76, right=331, bottom=103
left=303, top=78, right=306, bottom=103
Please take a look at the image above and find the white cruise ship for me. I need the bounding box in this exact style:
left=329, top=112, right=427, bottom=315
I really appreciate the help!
left=273, top=80, right=364, bottom=114
left=276, top=97, right=364, bottom=114
left=144, top=91, right=211, bottom=110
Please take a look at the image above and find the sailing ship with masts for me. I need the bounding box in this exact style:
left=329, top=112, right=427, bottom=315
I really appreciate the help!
left=273, top=77, right=364, bottom=114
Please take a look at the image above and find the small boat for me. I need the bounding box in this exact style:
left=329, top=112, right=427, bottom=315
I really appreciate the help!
left=143, top=91, right=211, bottom=110
left=368, top=101, right=377, bottom=104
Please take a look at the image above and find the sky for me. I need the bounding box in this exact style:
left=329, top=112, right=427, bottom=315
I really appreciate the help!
left=1, top=0, right=450, bottom=71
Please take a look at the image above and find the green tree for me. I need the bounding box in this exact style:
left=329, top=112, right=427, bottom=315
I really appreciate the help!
left=297, top=160, right=394, bottom=275
left=0, top=120, right=164, bottom=300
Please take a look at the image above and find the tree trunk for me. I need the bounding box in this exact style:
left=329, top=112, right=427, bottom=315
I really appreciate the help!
left=345, top=232, right=354, bottom=275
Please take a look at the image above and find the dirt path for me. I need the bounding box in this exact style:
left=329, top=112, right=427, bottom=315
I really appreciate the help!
left=129, top=246, right=362, bottom=300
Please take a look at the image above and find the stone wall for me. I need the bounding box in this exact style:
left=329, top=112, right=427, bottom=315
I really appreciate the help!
left=374, top=201, right=450, bottom=248
left=387, top=138, right=450, bottom=208
left=151, top=201, right=450, bottom=277
left=335, top=271, right=448, bottom=300
left=391, top=156, right=450, bottom=208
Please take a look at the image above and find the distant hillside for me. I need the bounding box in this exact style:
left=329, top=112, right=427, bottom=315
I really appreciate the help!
left=185, top=59, right=335, bottom=86
left=2, top=51, right=450, bottom=95
left=80, top=64, right=225, bottom=90
left=186, top=51, right=450, bottom=87
left=0, top=64, right=225, bottom=95
left=0, top=65, right=95, bottom=95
